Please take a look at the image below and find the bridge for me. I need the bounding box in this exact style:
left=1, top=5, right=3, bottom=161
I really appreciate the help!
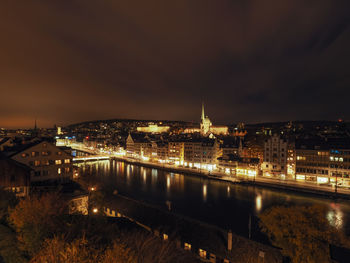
left=72, top=155, right=110, bottom=162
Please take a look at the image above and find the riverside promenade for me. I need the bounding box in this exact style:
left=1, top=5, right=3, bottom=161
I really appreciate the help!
left=111, top=156, right=350, bottom=199
left=71, top=145, right=350, bottom=198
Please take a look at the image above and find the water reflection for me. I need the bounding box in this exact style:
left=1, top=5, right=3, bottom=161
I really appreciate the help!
left=203, top=184, right=207, bottom=202
left=143, top=170, right=147, bottom=183
left=167, top=175, right=171, bottom=189
left=256, top=194, right=262, bottom=213
left=78, top=160, right=350, bottom=235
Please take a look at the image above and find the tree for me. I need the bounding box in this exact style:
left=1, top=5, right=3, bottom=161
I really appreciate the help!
left=30, top=236, right=98, bottom=263
left=8, top=193, right=67, bottom=256
left=0, top=188, right=17, bottom=223
left=0, top=224, right=27, bottom=263
left=31, top=236, right=137, bottom=263
left=101, top=242, right=136, bottom=263
left=259, top=204, right=348, bottom=263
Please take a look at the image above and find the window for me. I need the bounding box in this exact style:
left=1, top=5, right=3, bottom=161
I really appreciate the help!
left=199, top=249, right=207, bottom=259
left=55, top=160, right=62, bottom=165
left=57, top=152, right=62, bottom=156
left=21, top=153, right=28, bottom=158
left=65, top=167, right=70, bottom=173
left=42, top=160, right=49, bottom=166
left=34, top=160, right=40, bottom=166
left=58, top=168, right=61, bottom=174
left=184, top=243, right=191, bottom=251
left=64, top=159, right=70, bottom=164
left=43, top=143, right=47, bottom=148
left=34, top=171, right=41, bottom=177
left=31, top=151, right=38, bottom=157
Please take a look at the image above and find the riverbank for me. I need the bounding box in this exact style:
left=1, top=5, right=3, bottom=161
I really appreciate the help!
left=109, top=156, right=350, bottom=199
left=103, top=192, right=283, bottom=263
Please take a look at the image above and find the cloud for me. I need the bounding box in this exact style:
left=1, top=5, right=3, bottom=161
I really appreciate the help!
left=0, top=0, right=349, bottom=128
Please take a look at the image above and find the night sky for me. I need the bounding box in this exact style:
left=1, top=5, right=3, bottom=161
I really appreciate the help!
left=1, top=0, right=350, bottom=128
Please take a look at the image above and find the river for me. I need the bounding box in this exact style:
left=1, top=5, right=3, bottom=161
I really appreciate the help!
left=77, top=160, right=350, bottom=237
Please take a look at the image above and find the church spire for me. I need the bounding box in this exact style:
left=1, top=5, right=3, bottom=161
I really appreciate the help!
left=201, top=102, right=205, bottom=121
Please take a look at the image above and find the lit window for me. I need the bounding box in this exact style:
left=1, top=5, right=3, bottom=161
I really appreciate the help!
left=184, top=243, right=191, bottom=251
left=34, top=160, right=40, bottom=166
left=55, top=160, right=62, bottom=165
left=58, top=168, right=61, bottom=174
left=199, top=249, right=207, bottom=258
left=57, top=152, right=62, bottom=155
left=64, top=159, right=70, bottom=164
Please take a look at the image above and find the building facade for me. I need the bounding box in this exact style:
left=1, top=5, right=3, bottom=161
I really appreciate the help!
left=295, top=138, right=350, bottom=187
left=183, top=138, right=220, bottom=171
left=262, top=134, right=289, bottom=178
left=0, top=157, right=31, bottom=196
left=10, top=141, right=73, bottom=182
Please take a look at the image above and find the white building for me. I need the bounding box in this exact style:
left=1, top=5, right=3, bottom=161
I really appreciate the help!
left=262, top=134, right=288, bottom=178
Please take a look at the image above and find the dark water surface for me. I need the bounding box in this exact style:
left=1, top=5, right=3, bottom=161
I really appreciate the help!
left=78, top=160, right=350, bottom=237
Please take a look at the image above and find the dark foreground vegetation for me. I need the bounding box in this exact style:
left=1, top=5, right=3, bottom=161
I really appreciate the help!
left=0, top=189, right=198, bottom=263
left=1, top=185, right=350, bottom=263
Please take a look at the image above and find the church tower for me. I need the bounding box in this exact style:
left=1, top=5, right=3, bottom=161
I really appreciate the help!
left=201, top=102, right=205, bottom=122
left=200, top=102, right=212, bottom=135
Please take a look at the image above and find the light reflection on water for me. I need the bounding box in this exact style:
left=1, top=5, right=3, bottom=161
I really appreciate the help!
left=256, top=195, right=262, bottom=213
left=203, top=184, right=207, bottom=202
left=77, top=160, right=350, bottom=234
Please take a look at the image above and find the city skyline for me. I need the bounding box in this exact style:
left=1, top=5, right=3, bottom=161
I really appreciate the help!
left=1, top=0, right=350, bottom=128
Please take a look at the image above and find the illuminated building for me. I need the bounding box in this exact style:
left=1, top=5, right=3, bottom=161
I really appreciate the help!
left=295, top=138, right=350, bottom=187
left=156, top=141, right=169, bottom=161
left=184, top=103, right=228, bottom=136
left=9, top=141, right=73, bottom=182
left=218, top=154, right=259, bottom=177
left=137, top=123, right=170, bottom=133
left=183, top=138, right=220, bottom=169
left=57, top=126, right=63, bottom=135
left=126, top=133, right=152, bottom=159
left=262, top=134, right=290, bottom=179
left=168, top=141, right=184, bottom=164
